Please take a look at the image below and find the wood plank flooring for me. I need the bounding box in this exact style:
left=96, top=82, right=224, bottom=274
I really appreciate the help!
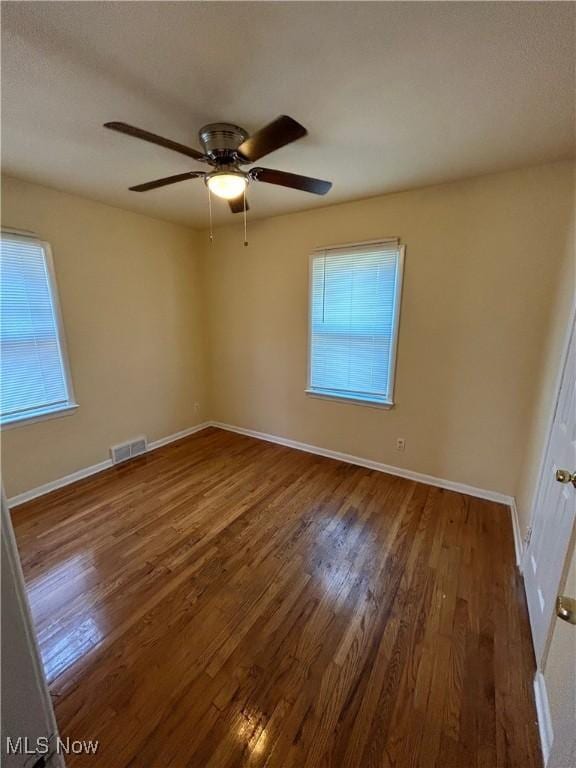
left=12, top=427, right=541, bottom=768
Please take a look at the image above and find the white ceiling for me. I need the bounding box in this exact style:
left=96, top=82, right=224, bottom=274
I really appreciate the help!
left=2, top=2, right=574, bottom=228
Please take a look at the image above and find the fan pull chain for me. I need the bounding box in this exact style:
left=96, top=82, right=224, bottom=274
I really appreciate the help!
left=322, top=250, right=326, bottom=322
left=208, top=187, right=214, bottom=243
left=243, top=188, right=248, bottom=247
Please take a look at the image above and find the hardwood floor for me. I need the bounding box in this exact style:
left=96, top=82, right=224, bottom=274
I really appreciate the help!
left=12, top=427, right=541, bottom=768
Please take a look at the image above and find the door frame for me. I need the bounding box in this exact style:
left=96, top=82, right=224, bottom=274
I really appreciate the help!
left=1, top=489, right=65, bottom=767
left=522, top=303, right=576, bottom=663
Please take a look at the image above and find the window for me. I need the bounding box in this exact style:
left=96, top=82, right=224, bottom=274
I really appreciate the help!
left=307, top=239, right=404, bottom=407
left=1, top=232, right=77, bottom=426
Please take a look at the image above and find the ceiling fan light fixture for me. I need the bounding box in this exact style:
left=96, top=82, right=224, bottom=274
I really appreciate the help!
left=206, top=171, right=247, bottom=200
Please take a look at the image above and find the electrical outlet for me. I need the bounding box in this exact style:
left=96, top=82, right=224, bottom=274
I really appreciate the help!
left=396, top=438, right=406, bottom=452
left=193, top=402, right=200, bottom=413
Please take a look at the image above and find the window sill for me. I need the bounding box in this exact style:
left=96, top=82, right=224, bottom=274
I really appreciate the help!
left=305, top=389, right=394, bottom=410
left=1, top=403, right=79, bottom=430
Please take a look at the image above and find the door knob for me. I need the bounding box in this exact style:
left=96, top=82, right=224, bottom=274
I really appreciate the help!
left=557, top=595, right=576, bottom=625
left=555, top=469, right=576, bottom=488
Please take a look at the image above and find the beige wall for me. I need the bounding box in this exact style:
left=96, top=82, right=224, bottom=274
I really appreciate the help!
left=204, top=161, right=575, bottom=502
left=1, top=177, right=208, bottom=498
left=3, top=162, right=573, bottom=510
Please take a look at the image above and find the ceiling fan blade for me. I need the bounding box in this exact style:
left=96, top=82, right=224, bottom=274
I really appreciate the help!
left=129, top=171, right=206, bottom=192
left=228, top=196, right=249, bottom=214
left=104, top=122, right=208, bottom=162
left=237, top=116, right=307, bottom=162
left=251, top=167, right=332, bottom=195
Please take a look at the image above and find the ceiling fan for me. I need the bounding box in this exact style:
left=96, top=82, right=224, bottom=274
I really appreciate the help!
left=103, top=116, right=332, bottom=214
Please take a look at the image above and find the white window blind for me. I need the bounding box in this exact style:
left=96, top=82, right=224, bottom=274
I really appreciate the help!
left=307, top=240, right=403, bottom=406
left=1, top=233, right=76, bottom=426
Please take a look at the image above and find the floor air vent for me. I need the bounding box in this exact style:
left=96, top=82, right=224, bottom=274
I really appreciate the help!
left=110, top=436, right=148, bottom=465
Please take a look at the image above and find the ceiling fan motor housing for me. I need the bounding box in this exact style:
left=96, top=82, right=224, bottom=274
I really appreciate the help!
left=199, top=122, right=248, bottom=163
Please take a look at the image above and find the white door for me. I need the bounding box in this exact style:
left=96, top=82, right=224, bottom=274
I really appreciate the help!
left=544, top=547, right=576, bottom=768
left=524, top=318, right=576, bottom=665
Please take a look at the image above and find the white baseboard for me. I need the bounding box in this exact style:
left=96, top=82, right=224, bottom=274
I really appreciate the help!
left=509, top=497, right=524, bottom=569
left=210, top=421, right=515, bottom=506
left=8, top=418, right=517, bottom=519
left=8, top=458, right=114, bottom=509
left=148, top=424, right=209, bottom=451
left=534, top=671, right=553, bottom=765
left=7, top=422, right=211, bottom=508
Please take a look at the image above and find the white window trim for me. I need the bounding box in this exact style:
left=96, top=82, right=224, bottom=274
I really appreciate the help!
left=0, top=233, right=78, bottom=429
left=305, top=241, right=405, bottom=409
left=1, top=403, right=79, bottom=430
